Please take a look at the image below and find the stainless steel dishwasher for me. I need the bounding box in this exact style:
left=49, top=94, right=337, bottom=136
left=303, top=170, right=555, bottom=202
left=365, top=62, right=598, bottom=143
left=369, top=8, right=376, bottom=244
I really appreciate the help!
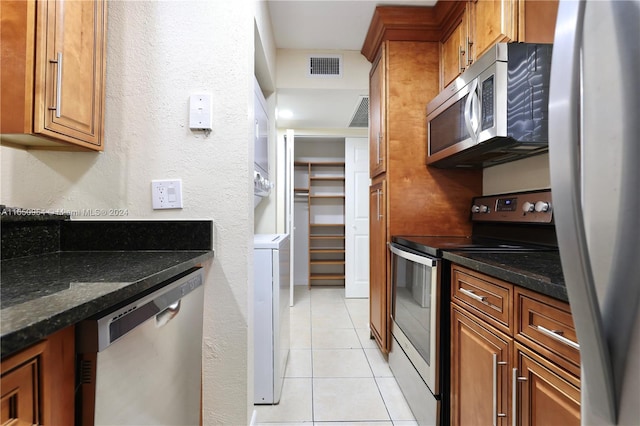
left=76, top=267, right=204, bottom=426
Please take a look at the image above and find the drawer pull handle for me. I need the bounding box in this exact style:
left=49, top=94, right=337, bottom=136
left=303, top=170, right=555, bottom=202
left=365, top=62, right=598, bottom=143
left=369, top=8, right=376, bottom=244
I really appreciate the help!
left=537, top=325, right=580, bottom=350
left=492, top=353, right=507, bottom=426
left=460, top=287, right=486, bottom=302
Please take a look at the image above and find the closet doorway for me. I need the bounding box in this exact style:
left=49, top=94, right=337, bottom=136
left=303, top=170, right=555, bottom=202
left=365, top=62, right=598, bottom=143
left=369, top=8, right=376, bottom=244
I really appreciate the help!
left=291, top=136, right=369, bottom=299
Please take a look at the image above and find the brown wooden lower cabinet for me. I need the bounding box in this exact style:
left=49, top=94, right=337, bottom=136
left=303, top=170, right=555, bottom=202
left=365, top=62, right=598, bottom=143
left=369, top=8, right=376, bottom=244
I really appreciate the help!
left=514, top=342, right=580, bottom=426
left=369, top=178, right=387, bottom=350
left=450, top=264, right=581, bottom=426
left=451, top=304, right=512, bottom=426
left=0, top=326, right=75, bottom=425
left=1, top=348, right=40, bottom=425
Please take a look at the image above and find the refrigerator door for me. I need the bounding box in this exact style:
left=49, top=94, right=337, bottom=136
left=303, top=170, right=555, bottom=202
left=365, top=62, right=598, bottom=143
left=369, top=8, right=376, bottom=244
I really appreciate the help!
left=549, top=0, right=640, bottom=424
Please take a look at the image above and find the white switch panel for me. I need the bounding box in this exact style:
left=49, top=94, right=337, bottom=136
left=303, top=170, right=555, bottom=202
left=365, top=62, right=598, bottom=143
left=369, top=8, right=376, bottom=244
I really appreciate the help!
left=189, top=94, right=212, bottom=130
left=152, top=179, right=183, bottom=209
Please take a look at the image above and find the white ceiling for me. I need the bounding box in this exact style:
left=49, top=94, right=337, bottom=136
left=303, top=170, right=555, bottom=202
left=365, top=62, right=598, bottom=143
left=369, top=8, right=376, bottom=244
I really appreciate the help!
left=266, top=0, right=437, bottom=130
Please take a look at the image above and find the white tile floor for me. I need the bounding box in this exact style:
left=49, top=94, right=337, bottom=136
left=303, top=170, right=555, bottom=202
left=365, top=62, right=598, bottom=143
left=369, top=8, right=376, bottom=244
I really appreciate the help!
left=254, top=286, right=418, bottom=426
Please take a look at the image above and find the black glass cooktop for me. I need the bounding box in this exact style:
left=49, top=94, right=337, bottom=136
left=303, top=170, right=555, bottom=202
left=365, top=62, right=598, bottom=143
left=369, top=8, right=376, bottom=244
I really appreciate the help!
left=392, top=235, right=556, bottom=257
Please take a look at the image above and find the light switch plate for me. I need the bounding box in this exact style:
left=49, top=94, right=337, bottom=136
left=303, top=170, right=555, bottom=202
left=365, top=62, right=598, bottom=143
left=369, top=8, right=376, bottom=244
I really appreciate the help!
left=189, top=94, right=212, bottom=130
left=152, top=179, right=183, bottom=209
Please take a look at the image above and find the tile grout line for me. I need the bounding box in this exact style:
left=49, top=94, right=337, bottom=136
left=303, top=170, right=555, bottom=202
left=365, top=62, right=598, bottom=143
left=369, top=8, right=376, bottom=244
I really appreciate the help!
left=308, top=288, right=315, bottom=424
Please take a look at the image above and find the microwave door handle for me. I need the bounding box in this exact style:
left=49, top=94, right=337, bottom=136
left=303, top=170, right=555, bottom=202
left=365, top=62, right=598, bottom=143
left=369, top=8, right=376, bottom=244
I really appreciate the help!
left=464, top=79, right=479, bottom=142
left=472, top=86, right=481, bottom=138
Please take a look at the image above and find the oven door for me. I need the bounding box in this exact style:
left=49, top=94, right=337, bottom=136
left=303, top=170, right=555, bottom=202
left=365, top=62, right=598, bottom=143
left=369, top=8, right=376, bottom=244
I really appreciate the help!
left=389, top=242, right=440, bottom=394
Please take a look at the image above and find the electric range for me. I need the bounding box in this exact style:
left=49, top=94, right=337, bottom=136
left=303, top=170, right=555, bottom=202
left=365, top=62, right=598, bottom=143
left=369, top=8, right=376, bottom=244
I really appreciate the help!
left=388, top=189, right=557, bottom=426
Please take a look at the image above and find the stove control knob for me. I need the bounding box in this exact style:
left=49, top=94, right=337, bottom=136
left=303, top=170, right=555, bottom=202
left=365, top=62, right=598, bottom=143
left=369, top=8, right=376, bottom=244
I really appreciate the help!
left=522, top=201, right=535, bottom=213
left=479, top=204, right=489, bottom=213
left=535, top=201, right=551, bottom=212
left=471, top=205, right=480, bottom=213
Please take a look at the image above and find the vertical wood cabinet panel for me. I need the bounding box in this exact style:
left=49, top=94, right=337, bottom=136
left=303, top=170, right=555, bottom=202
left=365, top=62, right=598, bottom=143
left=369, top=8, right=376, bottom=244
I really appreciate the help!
left=1, top=0, right=107, bottom=150
left=369, top=178, right=387, bottom=349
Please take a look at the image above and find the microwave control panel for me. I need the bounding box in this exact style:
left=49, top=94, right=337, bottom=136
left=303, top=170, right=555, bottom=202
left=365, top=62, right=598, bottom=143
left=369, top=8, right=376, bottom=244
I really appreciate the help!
left=471, top=189, right=553, bottom=224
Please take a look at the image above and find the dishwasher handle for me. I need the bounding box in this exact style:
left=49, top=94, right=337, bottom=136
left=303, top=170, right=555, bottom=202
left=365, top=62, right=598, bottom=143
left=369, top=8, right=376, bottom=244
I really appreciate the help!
left=96, top=268, right=203, bottom=351
left=156, top=300, right=181, bottom=328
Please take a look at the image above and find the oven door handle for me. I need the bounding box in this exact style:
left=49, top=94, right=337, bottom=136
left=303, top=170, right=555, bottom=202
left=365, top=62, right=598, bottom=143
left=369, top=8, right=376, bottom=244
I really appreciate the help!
left=389, top=243, right=438, bottom=267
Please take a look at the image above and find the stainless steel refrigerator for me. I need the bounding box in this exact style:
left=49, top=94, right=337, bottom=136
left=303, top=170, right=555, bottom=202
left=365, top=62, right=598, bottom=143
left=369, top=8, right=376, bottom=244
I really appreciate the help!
left=549, top=0, right=640, bottom=424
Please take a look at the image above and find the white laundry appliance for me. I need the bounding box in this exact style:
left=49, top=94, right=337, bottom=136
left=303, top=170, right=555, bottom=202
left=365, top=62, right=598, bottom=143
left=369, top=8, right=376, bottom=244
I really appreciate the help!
left=253, top=233, right=290, bottom=404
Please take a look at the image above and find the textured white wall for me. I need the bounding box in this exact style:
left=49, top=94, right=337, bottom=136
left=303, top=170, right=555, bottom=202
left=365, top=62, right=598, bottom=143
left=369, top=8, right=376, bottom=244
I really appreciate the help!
left=1, top=1, right=256, bottom=424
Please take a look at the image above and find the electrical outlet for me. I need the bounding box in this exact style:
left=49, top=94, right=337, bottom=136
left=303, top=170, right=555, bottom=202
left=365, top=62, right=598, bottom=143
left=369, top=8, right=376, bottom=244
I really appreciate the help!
left=152, top=179, right=183, bottom=209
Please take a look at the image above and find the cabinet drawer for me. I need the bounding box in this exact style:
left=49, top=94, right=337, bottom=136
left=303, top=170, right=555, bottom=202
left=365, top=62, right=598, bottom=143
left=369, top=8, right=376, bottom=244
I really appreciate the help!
left=515, top=287, right=580, bottom=376
left=451, top=265, right=513, bottom=335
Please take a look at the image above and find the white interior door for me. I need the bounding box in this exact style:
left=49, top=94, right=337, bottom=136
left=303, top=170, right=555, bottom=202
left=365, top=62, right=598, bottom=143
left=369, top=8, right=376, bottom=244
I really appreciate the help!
left=345, top=137, right=369, bottom=298
left=286, top=129, right=296, bottom=306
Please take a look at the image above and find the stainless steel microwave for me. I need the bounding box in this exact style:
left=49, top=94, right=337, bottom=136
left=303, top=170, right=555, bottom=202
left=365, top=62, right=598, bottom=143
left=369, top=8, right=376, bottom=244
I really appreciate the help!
left=426, top=43, right=553, bottom=168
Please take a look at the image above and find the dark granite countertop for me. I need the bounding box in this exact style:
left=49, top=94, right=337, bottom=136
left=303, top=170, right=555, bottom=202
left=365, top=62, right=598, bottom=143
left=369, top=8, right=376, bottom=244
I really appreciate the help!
left=443, top=250, right=567, bottom=302
left=1, top=250, right=214, bottom=358
left=1, top=217, right=215, bottom=359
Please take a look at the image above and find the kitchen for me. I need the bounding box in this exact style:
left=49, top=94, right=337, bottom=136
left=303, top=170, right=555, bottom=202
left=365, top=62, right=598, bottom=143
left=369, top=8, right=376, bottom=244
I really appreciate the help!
left=1, top=1, right=638, bottom=426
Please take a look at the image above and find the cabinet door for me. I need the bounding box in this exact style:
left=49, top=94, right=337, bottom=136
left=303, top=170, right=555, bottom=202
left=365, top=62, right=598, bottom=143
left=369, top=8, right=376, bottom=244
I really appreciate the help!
left=471, top=0, right=516, bottom=60
left=451, top=305, right=512, bottom=426
left=441, top=5, right=469, bottom=88
left=369, top=45, right=386, bottom=178
left=514, top=343, right=580, bottom=426
left=369, top=179, right=388, bottom=351
left=442, top=22, right=465, bottom=88
left=0, top=356, right=39, bottom=425
left=35, top=0, right=106, bottom=148
left=517, top=0, right=559, bottom=43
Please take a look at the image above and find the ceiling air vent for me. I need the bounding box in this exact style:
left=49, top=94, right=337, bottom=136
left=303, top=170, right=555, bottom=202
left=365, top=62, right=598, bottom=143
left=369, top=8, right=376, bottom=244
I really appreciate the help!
left=349, top=96, right=369, bottom=128
left=307, top=54, right=342, bottom=78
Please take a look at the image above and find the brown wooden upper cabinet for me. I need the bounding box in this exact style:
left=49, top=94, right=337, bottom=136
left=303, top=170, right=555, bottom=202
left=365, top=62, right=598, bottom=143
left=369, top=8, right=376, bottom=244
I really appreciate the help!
left=369, top=46, right=386, bottom=178
left=1, top=0, right=107, bottom=151
left=439, top=0, right=558, bottom=90
left=441, top=2, right=472, bottom=88
left=362, top=6, right=483, bottom=353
